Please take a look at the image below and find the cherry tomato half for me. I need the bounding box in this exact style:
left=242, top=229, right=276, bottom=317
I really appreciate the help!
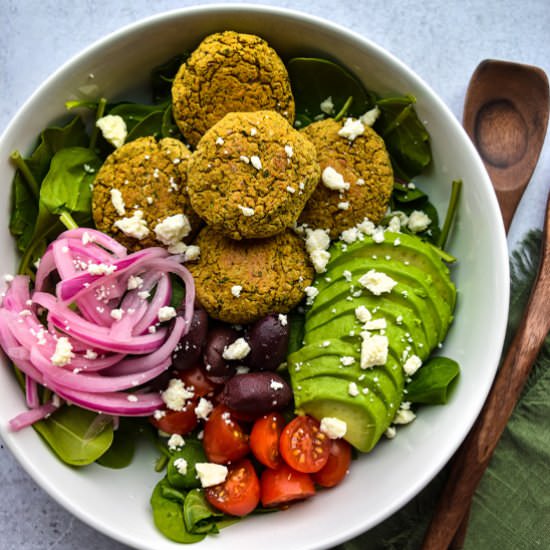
left=260, top=463, right=315, bottom=508
left=250, top=412, right=285, bottom=469
left=205, top=459, right=260, bottom=516
left=177, top=365, right=218, bottom=398
left=312, top=438, right=352, bottom=488
left=203, top=405, right=250, bottom=464
left=149, top=403, right=199, bottom=436
left=279, top=415, right=330, bottom=473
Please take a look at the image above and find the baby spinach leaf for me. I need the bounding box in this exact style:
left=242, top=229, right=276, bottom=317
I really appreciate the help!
left=183, top=489, right=226, bottom=535
left=287, top=310, right=305, bottom=356
left=167, top=439, right=207, bottom=489
left=161, top=104, right=181, bottom=139
left=287, top=57, right=376, bottom=125
left=33, top=406, right=114, bottom=466
left=374, top=95, right=431, bottom=180
left=151, top=53, right=189, bottom=104
left=95, top=418, right=146, bottom=469
left=125, top=110, right=165, bottom=142
left=406, top=356, right=460, bottom=405
left=108, top=102, right=166, bottom=134
left=151, top=478, right=205, bottom=543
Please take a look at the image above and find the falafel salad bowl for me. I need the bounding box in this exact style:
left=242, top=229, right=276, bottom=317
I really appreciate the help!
left=0, top=6, right=509, bottom=550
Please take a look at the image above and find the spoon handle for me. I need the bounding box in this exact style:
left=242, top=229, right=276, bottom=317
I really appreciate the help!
left=421, top=191, right=550, bottom=550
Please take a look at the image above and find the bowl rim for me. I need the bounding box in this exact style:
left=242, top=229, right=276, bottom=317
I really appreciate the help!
left=0, top=4, right=509, bottom=549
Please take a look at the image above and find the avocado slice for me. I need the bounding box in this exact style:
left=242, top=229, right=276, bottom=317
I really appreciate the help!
left=293, top=376, right=389, bottom=452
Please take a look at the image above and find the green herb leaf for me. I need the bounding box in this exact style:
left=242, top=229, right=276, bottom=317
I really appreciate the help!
left=32, top=407, right=114, bottom=466
left=125, top=110, right=165, bottom=142
left=150, top=478, right=205, bottom=543
left=183, top=489, right=225, bottom=535
left=406, top=356, right=460, bottom=405
left=287, top=57, right=376, bottom=125
left=374, top=95, right=431, bottom=180
left=95, top=418, right=145, bottom=469
left=151, top=53, right=189, bottom=104
left=167, top=440, right=207, bottom=490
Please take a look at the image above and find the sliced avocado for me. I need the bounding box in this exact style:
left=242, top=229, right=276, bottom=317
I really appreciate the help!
left=326, top=232, right=456, bottom=308
left=294, top=376, right=389, bottom=452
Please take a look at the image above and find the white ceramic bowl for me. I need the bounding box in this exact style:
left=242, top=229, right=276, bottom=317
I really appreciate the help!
left=0, top=5, right=509, bottom=550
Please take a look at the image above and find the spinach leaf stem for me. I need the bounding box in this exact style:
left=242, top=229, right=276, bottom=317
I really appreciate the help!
left=438, top=179, right=462, bottom=250
left=89, top=97, right=107, bottom=150
left=10, top=150, right=40, bottom=199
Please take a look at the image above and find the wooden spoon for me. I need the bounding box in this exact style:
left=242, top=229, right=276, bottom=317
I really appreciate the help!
left=462, top=59, right=549, bottom=231
left=422, top=60, right=550, bottom=550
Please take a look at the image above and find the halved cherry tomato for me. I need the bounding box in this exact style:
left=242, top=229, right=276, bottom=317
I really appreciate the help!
left=250, top=412, right=285, bottom=469
left=312, top=438, right=352, bottom=488
left=203, top=405, right=250, bottom=464
left=260, top=462, right=315, bottom=508
left=149, top=403, right=199, bottom=435
left=177, top=366, right=218, bottom=397
left=205, top=459, right=260, bottom=516
left=279, top=415, right=330, bottom=473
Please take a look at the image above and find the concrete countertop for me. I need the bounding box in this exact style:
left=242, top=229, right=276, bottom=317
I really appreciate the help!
left=1, top=1, right=549, bottom=548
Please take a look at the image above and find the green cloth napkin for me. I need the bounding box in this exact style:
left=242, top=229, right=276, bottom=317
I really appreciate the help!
left=338, top=230, right=550, bottom=550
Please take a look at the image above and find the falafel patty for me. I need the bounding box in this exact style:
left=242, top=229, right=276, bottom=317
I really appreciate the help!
left=92, top=136, right=202, bottom=251
left=189, top=226, right=314, bottom=324
left=298, top=118, right=394, bottom=238
left=187, top=110, right=320, bottom=240
left=172, top=31, right=295, bottom=146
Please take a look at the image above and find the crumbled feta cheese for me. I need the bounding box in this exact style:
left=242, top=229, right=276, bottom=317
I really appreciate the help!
left=355, top=305, right=372, bottom=323
left=393, top=408, right=416, bottom=425
left=250, top=155, right=262, bottom=170
left=237, top=204, right=255, bottom=217
left=403, top=355, right=422, bottom=376
left=372, top=228, right=385, bottom=243
left=363, top=318, right=387, bottom=331
left=235, top=366, right=250, bottom=375
left=340, top=356, right=355, bottom=366
left=84, top=349, right=98, bottom=360
left=194, top=398, right=214, bottom=420
left=337, top=201, right=350, bottom=210
left=278, top=313, right=288, bottom=326
left=407, top=210, right=432, bottom=233
left=343, top=270, right=353, bottom=282
left=284, top=144, right=294, bottom=158
left=173, top=457, right=188, bottom=476
left=167, top=433, right=185, bottom=451
left=321, top=166, right=350, bottom=191
left=110, top=308, right=124, bottom=321
left=388, top=215, right=401, bottom=233
left=320, top=417, right=347, bottom=439
left=360, top=332, right=389, bottom=369
left=356, top=178, right=365, bottom=186
left=222, top=337, right=251, bottom=360
left=138, top=290, right=150, bottom=300
left=127, top=394, right=138, bottom=402
left=240, top=155, right=250, bottom=164
left=385, top=426, right=397, bottom=439
left=320, top=96, right=335, bottom=114
left=286, top=185, right=296, bottom=194
left=154, top=214, right=192, bottom=246
left=127, top=275, right=143, bottom=290
left=195, top=463, right=228, bottom=488
left=96, top=114, right=127, bottom=148
left=340, top=227, right=361, bottom=243
left=338, top=117, right=365, bottom=140
left=87, top=262, right=117, bottom=276
left=158, top=306, right=177, bottom=322
left=153, top=410, right=166, bottom=420
left=50, top=337, right=74, bottom=366
left=215, top=136, right=224, bottom=145
left=359, top=106, right=381, bottom=127
left=358, top=270, right=397, bottom=295
left=110, top=189, right=126, bottom=216
left=304, top=286, right=319, bottom=305
left=114, top=210, right=149, bottom=240
left=231, top=285, right=242, bottom=297
left=183, top=245, right=200, bottom=261
left=348, top=382, right=360, bottom=397
left=310, top=249, right=331, bottom=273
left=357, top=219, right=376, bottom=235
left=250, top=128, right=257, bottom=136
left=162, top=379, right=195, bottom=411
left=304, top=228, right=330, bottom=254
left=270, top=379, right=284, bottom=391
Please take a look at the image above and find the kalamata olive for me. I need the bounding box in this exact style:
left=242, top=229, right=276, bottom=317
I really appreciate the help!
left=221, top=372, right=292, bottom=415
left=203, top=325, right=240, bottom=383
left=245, top=314, right=289, bottom=371
left=172, top=308, right=209, bottom=370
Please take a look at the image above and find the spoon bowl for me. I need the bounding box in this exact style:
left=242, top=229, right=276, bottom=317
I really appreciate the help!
left=463, top=59, right=549, bottom=230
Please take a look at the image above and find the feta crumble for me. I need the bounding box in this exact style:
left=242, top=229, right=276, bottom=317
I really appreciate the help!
left=340, top=356, right=355, bottom=366
left=173, top=457, right=188, bottom=476
left=114, top=210, right=149, bottom=240
left=359, top=106, right=381, bottom=127
left=127, top=275, right=143, bottom=290
left=358, top=270, right=397, bottom=295
left=96, top=114, right=127, bottom=148
left=154, top=214, right=191, bottom=246
left=355, top=305, right=372, bottom=323
left=158, top=306, right=177, bottom=322
left=320, top=417, right=347, bottom=439
left=50, top=337, right=74, bottom=367
left=195, top=463, right=228, bottom=488
left=250, top=155, right=262, bottom=170
left=360, top=332, right=389, bottom=369
left=162, top=379, right=195, bottom=411
left=110, top=188, right=126, bottom=216
left=284, top=144, right=294, bottom=158
left=167, top=434, right=185, bottom=451
left=237, top=204, right=255, bottom=217
left=231, top=285, right=242, bottom=297
left=338, top=117, right=365, bottom=140
left=194, top=398, right=214, bottom=421
left=278, top=313, right=288, bottom=326
left=321, top=166, right=350, bottom=191
left=320, top=96, right=335, bottom=114
left=348, top=382, right=360, bottom=397
left=407, top=210, right=432, bottom=233
left=304, top=286, right=319, bottom=306
left=222, top=337, right=251, bottom=360
left=403, top=355, right=422, bottom=376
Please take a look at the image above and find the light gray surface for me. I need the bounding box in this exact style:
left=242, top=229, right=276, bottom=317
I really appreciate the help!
left=0, top=1, right=549, bottom=548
